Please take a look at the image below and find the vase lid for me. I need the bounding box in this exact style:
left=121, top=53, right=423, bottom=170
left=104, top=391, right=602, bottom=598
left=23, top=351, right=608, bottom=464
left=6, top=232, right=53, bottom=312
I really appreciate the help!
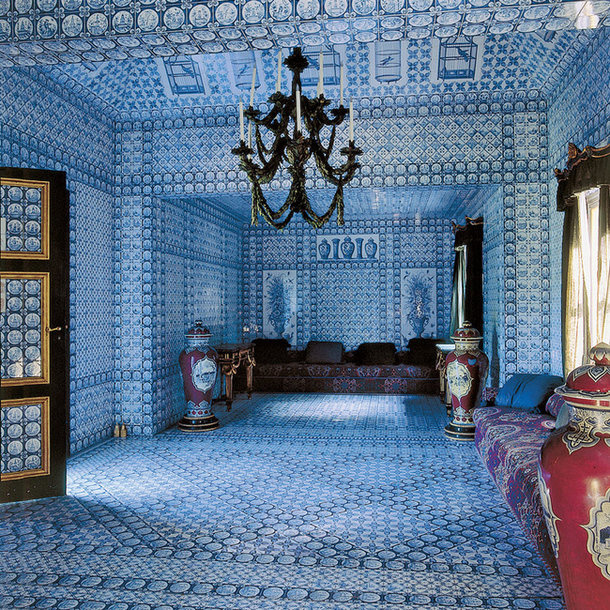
left=451, top=321, right=482, bottom=343
left=186, top=320, right=211, bottom=339
left=555, top=342, right=610, bottom=407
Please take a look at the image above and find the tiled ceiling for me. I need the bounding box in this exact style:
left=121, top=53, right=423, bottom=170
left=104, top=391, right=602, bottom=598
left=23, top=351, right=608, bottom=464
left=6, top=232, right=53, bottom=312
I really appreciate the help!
left=24, top=29, right=596, bottom=116
left=0, top=0, right=607, bottom=68
left=174, top=184, right=498, bottom=221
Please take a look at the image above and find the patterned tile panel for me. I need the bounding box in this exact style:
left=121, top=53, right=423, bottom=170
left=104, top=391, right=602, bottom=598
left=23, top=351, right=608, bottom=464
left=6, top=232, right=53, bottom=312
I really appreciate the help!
left=0, top=0, right=606, bottom=69
left=0, top=183, right=42, bottom=254
left=150, top=196, right=243, bottom=434
left=0, top=277, right=43, bottom=380
left=0, top=401, right=44, bottom=475
left=244, top=217, right=454, bottom=350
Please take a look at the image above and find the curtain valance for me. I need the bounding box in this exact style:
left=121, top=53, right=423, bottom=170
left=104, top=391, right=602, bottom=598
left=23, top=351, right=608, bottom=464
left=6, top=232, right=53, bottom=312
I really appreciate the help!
left=555, top=142, right=610, bottom=212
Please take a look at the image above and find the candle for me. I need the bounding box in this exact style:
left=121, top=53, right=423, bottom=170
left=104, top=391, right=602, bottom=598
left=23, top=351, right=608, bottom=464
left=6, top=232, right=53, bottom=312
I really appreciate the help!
left=296, top=87, right=301, bottom=133
left=276, top=49, right=282, bottom=93
left=318, top=51, right=324, bottom=97
left=340, top=64, right=344, bottom=106
left=349, top=99, right=353, bottom=142
left=248, top=120, right=252, bottom=148
left=249, top=66, right=256, bottom=107
left=239, top=101, right=245, bottom=142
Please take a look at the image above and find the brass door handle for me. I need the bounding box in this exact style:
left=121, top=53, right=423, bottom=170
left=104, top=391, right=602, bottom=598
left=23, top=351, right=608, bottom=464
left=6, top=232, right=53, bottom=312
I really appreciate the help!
left=46, top=326, right=63, bottom=332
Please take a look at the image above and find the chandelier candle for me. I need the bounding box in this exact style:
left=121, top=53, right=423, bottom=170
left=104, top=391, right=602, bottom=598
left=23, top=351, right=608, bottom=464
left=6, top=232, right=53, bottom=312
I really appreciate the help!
left=249, top=67, right=256, bottom=107
left=340, top=65, right=344, bottom=106
left=239, top=101, right=245, bottom=142
left=232, top=47, right=362, bottom=229
left=276, top=50, right=282, bottom=93
left=318, top=51, right=324, bottom=97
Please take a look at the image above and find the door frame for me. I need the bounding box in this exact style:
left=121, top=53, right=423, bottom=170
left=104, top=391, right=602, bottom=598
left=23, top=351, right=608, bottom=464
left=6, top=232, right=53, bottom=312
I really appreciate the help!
left=1, top=167, right=70, bottom=503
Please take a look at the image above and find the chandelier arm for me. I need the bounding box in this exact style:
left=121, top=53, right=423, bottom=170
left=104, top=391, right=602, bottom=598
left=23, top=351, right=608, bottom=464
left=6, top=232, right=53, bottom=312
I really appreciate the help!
left=300, top=182, right=344, bottom=228
left=250, top=176, right=295, bottom=227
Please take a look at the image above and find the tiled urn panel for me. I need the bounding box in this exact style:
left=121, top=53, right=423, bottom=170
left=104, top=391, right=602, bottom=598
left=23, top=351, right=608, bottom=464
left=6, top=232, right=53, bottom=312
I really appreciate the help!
left=547, top=27, right=610, bottom=377
left=243, top=218, right=455, bottom=350
left=1, top=67, right=116, bottom=454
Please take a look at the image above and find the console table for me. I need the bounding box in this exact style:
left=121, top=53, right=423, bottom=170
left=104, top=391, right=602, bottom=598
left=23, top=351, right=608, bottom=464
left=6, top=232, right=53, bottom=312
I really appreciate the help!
left=215, top=343, right=255, bottom=411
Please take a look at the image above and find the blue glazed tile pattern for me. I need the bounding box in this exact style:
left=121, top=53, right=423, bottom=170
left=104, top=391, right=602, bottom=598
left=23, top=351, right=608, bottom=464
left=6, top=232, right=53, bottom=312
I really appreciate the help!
left=1, top=66, right=116, bottom=454
left=0, top=402, right=42, bottom=475
left=244, top=217, right=454, bottom=350
left=0, top=277, right=42, bottom=380
left=0, top=183, right=42, bottom=253
left=0, top=394, right=563, bottom=608
left=0, top=0, right=606, bottom=68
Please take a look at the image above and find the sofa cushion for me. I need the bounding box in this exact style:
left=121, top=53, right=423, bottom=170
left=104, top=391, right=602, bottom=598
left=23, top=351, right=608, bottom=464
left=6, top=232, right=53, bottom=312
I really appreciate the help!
left=404, top=338, right=444, bottom=367
left=495, top=374, right=564, bottom=413
left=544, top=393, right=566, bottom=418
left=473, top=406, right=559, bottom=579
left=355, top=342, right=396, bottom=365
left=252, top=338, right=290, bottom=364
left=305, top=341, right=344, bottom=364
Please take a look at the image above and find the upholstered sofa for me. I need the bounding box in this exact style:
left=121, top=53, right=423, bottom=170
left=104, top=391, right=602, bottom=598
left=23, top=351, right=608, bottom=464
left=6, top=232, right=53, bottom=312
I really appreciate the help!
left=473, top=374, right=565, bottom=581
left=242, top=338, right=441, bottom=395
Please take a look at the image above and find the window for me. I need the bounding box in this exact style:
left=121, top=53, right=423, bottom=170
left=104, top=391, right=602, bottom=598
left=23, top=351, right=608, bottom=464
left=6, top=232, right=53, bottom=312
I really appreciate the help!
left=564, top=186, right=609, bottom=372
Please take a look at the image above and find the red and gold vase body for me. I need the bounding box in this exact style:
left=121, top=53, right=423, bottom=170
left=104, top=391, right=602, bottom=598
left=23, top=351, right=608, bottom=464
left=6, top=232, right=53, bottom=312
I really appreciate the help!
left=178, top=321, right=219, bottom=432
left=538, top=343, right=610, bottom=609
left=444, top=322, right=489, bottom=440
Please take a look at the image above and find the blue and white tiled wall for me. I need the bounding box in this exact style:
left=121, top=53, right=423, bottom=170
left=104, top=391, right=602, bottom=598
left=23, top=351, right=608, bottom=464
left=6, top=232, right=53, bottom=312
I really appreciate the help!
left=0, top=67, right=117, bottom=454
left=243, top=218, right=454, bottom=350
left=547, top=27, right=610, bottom=376
left=6, top=29, right=608, bottom=445
left=150, top=196, right=243, bottom=434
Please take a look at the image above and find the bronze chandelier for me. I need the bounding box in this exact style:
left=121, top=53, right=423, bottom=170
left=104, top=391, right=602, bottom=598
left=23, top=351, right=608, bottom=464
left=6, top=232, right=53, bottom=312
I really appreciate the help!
left=232, top=47, right=362, bottom=230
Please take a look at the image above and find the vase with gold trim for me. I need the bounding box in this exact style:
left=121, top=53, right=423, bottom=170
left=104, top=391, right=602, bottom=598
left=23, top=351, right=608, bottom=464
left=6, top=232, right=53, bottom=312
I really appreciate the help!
left=538, top=342, right=610, bottom=609
left=178, top=321, right=219, bottom=432
left=444, top=321, right=488, bottom=440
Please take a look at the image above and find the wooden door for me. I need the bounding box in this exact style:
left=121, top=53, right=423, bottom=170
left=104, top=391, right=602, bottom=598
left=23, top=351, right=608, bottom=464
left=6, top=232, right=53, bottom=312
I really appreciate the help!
left=1, top=168, right=69, bottom=503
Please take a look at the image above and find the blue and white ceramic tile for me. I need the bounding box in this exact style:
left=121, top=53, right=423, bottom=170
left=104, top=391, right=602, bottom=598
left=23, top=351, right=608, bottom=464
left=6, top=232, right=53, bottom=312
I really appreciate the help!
left=0, top=0, right=607, bottom=67
left=0, top=402, right=43, bottom=475
left=0, top=394, right=564, bottom=608
left=1, top=15, right=608, bottom=446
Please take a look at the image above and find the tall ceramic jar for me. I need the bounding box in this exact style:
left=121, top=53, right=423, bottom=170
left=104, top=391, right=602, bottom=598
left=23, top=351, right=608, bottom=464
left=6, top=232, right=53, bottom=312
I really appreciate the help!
left=538, top=342, right=610, bottom=609
left=178, top=321, right=219, bottom=432
left=444, top=321, right=489, bottom=440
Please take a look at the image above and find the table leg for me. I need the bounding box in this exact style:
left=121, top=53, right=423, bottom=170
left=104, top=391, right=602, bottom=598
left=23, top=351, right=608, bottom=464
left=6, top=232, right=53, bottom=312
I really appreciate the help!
left=224, top=370, right=234, bottom=412
left=246, top=358, right=254, bottom=400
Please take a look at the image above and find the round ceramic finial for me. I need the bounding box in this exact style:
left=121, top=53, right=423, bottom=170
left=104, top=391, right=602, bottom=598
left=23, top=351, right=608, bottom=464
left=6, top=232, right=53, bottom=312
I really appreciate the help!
left=451, top=321, right=482, bottom=345
left=186, top=320, right=212, bottom=339
left=556, top=342, right=610, bottom=407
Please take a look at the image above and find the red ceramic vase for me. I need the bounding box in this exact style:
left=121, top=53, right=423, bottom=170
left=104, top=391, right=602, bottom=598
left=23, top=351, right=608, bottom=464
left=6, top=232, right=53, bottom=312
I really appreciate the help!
left=538, top=342, right=610, bottom=609
left=178, top=321, right=219, bottom=432
left=444, top=321, right=489, bottom=440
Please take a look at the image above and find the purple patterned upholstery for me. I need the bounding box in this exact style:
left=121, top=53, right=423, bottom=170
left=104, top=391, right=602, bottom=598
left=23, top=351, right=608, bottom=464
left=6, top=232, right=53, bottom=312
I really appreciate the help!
left=473, top=406, right=559, bottom=581
left=251, top=362, right=439, bottom=394
left=545, top=393, right=565, bottom=418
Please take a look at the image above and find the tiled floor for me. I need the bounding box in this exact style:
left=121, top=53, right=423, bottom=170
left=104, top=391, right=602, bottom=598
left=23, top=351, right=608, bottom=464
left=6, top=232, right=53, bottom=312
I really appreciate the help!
left=1, top=393, right=563, bottom=609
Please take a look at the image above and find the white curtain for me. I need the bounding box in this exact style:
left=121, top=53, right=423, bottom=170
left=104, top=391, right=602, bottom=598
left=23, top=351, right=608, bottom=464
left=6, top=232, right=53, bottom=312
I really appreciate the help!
left=564, top=187, right=609, bottom=372
left=450, top=245, right=467, bottom=335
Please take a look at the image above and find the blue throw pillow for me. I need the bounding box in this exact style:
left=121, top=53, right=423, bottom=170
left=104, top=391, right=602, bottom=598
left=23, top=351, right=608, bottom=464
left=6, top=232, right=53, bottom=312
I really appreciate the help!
left=496, top=374, right=564, bottom=413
